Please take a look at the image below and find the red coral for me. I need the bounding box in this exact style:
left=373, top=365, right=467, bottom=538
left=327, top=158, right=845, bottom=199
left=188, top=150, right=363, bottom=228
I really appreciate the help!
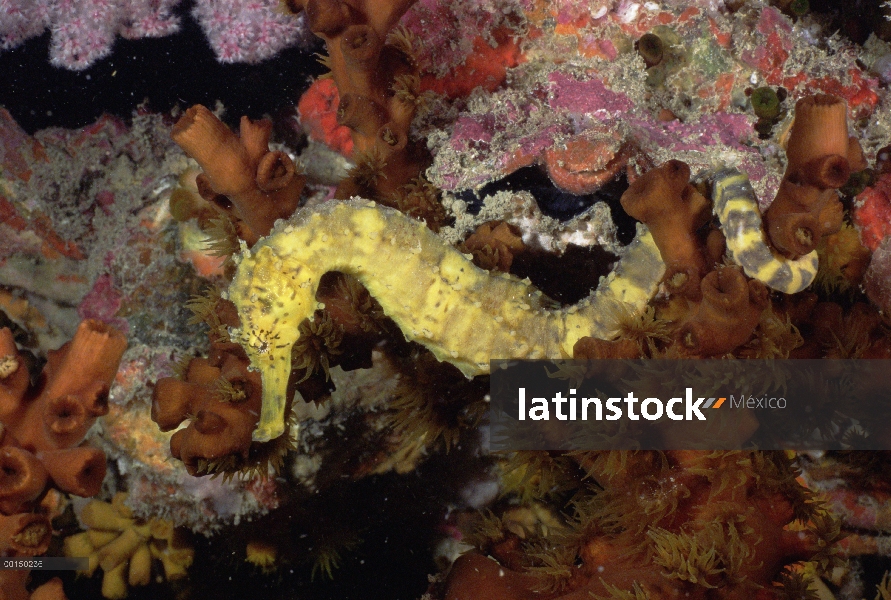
left=420, top=27, right=525, bottom=98
left=297, top=78, right=355, bottom=157
left=853, top=171, right=891, bottom=252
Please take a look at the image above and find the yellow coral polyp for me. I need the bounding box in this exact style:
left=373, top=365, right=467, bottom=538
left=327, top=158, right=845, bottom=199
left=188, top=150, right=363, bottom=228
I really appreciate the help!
left=63, top=493, right=194, bottom=600
left=228, top=199, right=664, bottom=441
left=246, top=540, right=278, bottom=573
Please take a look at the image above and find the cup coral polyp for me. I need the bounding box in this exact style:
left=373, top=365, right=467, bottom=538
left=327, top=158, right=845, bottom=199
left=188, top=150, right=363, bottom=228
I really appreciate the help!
left=0, top=319, right=126, bottom=599
left=285, top=0, right=429, bottom=201
left=764, top=94, right=866, bottom=259
left=441, top=451, right=842, bottom=600
left=171, top=104, right=306, bottom=245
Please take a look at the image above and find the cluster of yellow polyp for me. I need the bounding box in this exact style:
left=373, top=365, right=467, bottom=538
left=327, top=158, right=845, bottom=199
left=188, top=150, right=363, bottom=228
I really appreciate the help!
left=63, top=493, right=193, bottom=600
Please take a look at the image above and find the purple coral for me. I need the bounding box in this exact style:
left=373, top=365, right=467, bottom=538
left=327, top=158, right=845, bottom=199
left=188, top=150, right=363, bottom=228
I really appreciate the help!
left=0, top=0, right=308, bottom=70
left=190, top=0, right=309, bottom=64
left=1, top=0, right=181, bottom=70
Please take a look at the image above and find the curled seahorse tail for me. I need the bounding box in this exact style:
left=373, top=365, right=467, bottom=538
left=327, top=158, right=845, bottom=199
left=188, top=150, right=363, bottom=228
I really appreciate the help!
left=712, top=168, right=818, bottom=294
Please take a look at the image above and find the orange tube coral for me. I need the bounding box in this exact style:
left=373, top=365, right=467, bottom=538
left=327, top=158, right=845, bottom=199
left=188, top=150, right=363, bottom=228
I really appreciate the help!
left=784, top=94, right=850, bottom=175
left=0, top=321, right=124, bottom=600
left=675, top=266, right=768, bottom=356
left=286, top=0, right=428, bottom=202
left=4, top=319, right=125, bottom=453
left=0, top=319, right=123, bottom=516
left=620, top=160, right=711, bottom=297
left=765, top=94, right=863, bottom=258
left=0, top=512, right=52, bottom=556
left=0, top=447, right=48, bottom=516
left=0, top=571, right=66, bottom=600
left=153, top=347, right=262, bottom=476
left=40, top=447, right=107, bottom=498
left=171, top=105, right=305, bottom=244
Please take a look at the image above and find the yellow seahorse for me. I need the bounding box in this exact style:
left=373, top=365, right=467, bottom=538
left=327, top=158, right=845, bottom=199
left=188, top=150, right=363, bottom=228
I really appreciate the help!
left=227, top=199, right=664, bottom=441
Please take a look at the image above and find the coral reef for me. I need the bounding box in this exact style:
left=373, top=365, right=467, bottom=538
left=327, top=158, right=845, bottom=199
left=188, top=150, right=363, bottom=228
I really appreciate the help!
left=3, top=0, right=891, bottom=599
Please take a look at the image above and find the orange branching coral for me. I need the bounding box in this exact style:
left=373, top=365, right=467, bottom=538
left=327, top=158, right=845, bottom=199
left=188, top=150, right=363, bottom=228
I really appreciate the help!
left=152, top=343, right=264, bottom=477
left=460, top=221, right=525, bottom=272
left=442, top=450, right=840, bottom=600
left=620, top=160, right=711, bottom=298
left=285, top=0, right=429, bottom=201
left=0, top=320, right=125, bottom=600
left=0, top=320, right=125, bottom=503
left=764, top=94, right=866, bottom=259
left=675, top=266, right=769, bottom=357
left=0, top=447, right=49, bottom=516
left=63, top=493, right=193, bottom=600
left=171, top=104, right=305, bottom=245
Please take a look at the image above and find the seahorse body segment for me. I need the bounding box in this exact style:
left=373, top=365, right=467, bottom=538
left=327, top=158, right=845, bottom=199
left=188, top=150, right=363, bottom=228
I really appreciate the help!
left=228, top=199, right=665, bottom=441
left=713, top=168, right=819, bottom=294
